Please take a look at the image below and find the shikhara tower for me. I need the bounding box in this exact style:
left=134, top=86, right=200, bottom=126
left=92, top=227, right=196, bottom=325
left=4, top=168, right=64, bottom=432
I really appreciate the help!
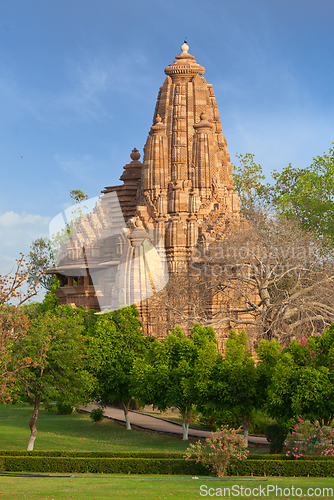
left=52, top=43, right=241, bottom=339
left=137, top=42, right=240, bottom=269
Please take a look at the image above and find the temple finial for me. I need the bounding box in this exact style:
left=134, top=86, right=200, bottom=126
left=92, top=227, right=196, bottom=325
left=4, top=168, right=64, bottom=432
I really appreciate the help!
left=130, top=148, right=141, bottom=161
left=181, top=40, right=189, bottom=54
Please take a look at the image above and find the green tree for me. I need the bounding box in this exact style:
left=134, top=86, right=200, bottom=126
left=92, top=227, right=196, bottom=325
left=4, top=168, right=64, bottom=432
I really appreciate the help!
left=256, top=338, right=282, bottom=403
left=208, top=330, right=263, bottom=442
left=50, top=189, right=90, bottom=263
left=232, top=146, right=334, bottom=244
left=0, top=254, right=44, bottom=403
left=27, top=237, right=55, bottom=292
left=267, top=325, right=334, bottom=425
left=69, top=189, right=89, bottom=203
left=11, top=304, right=94, bottom=450
left=88, top=306, right=148, bottom=430
left=271, top=145, right=334, bottom=242
left=134, top=324, right=218, bottom=440
left=232, top=153, right=270, bottom=217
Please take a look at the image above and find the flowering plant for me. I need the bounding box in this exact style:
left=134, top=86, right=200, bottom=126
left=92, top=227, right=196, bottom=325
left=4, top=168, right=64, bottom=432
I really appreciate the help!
left=285, top=418, right=334, bottom=459
left=184, top=425, right=248, bottom=477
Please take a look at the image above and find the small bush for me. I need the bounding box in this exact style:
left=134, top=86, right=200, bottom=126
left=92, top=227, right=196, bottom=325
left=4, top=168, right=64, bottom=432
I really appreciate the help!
left=249, top=410, right=274, bottom=435
left=265, top=424, right=288, bottom=454
left=185, top=426, right=248, bottom=477
left=44, top=403, right=58, bottom=414
left=89, top=407, right=105, bottom=425
left=56, top=401, right=73, bottom=415
left=286, top=418, right=334, bottom=458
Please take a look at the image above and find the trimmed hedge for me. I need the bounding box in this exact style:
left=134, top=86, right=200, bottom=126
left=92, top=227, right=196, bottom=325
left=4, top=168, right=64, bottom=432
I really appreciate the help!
left=229, top=459, right=334, bottom=477
left=2, top=451, right=333, bottom=461
left=0, top=456, right=208, bottom=475
left=247, top=454, right=334, bottom=461
left=0, top=451, right=183, bottom=459
left=1, top=452, right=333, bottom=476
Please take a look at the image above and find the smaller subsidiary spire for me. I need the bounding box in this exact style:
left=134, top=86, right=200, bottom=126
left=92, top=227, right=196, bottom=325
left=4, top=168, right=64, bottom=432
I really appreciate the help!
left=119, top=147, right=142, bottom=184
left=130, top=148, right=141, bottom=161
left=150, top=114, right=166, bottom=135
left=193, top=112, right=213, bottom=132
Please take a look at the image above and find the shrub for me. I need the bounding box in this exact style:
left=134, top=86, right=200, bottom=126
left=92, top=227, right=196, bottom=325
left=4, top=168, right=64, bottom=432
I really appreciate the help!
left=56, top=401, right=73, bottom=415
left=89, top=407, right=105, bottom=425
left=265, top=424, right=288, bottom=454
left=44, top=403, right=58, bottom=413
left=249, top=410, right=274, bottom=435
left=184, top=425, right=248, bottom=477
left=286, top=418, right=334, bottom=459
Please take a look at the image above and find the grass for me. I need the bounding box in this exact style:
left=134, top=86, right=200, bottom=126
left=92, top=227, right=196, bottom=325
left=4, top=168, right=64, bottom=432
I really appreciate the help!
left=0, top=404, right=331, bottom=499
left=0, top=475, right=333, bottom=500
left=0, top=404, right=190, bottom=453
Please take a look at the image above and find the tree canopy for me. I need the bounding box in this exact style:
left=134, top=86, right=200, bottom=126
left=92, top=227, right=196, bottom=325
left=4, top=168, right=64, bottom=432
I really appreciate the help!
left=0, top=253, right=44, bottom=402
left=133, top=324, right=218, bottom=440
left=87, top=305, right=148, bottom=430
left=11, top=303, right=94, bottom=450
left=266, top=324, right=334, bottom=426
left=207, top=330, right=262, bottom=441
left=232, top=144, right=334, bottom=244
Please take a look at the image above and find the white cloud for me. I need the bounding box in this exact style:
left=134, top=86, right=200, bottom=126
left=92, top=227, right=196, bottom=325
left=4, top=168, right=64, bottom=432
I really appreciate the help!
left=0, top=211, right=50, bottom=255
left=0, top=211, right=50, bottom=229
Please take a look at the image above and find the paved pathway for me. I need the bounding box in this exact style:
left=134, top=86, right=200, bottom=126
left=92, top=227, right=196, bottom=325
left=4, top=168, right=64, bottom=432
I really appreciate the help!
left=80, top=404, right=269, bottom=446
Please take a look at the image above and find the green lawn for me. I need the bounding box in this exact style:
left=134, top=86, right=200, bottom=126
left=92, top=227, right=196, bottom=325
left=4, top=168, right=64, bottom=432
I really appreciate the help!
left=0, top=405, right=332, bottom=499
left=0, top=404, right=190, bottom=453
left=0, top=475, right=333, bottom=500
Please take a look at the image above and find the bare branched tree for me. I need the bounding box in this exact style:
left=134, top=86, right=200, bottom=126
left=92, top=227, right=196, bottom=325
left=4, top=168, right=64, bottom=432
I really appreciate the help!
left=159, top=213, right=334, bottom=343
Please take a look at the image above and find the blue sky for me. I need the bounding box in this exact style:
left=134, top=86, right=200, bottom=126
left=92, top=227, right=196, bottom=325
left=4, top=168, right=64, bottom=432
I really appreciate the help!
left=1, top=0, right=334, bottom=280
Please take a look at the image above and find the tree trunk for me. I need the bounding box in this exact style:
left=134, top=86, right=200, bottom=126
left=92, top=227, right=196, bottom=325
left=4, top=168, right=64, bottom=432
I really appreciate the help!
left=27, top=396, right=40, bottom=451
left=182, top=408, right=191, bottom=441
left=122, top=399, right=131, bottom=430
left=242, top=413, right=251, bottom=443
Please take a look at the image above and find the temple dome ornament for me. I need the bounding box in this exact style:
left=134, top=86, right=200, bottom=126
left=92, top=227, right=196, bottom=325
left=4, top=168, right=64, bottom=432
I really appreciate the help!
left=130, top=148, right=141, bottom=161
left=164, top=43, right=205, bottom=80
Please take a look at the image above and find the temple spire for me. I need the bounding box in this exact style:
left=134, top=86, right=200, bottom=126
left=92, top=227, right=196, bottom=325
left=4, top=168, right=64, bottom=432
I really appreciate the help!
left=142, top=45, right=235, bottom=215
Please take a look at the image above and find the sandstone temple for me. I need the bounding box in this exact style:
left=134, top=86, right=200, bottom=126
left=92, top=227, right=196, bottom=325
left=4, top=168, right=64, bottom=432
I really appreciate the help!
left=50, top=43, right=241, bottom=343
